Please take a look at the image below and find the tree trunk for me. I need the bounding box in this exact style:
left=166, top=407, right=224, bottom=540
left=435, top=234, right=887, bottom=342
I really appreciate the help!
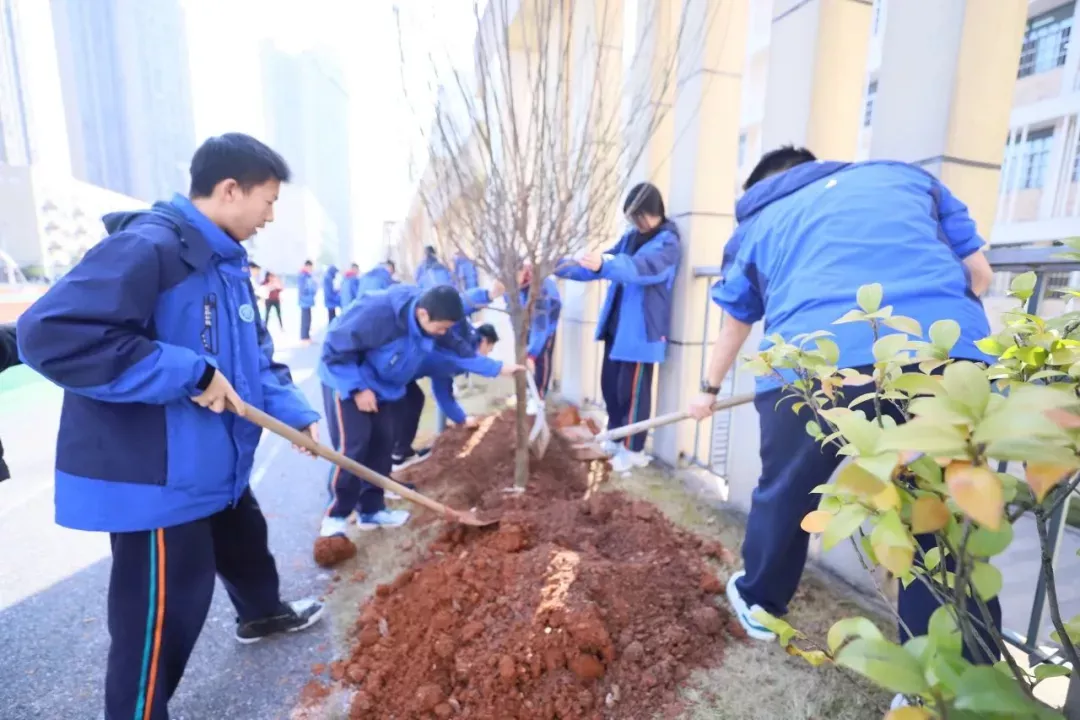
left=512, top=309, right=530, bottom=489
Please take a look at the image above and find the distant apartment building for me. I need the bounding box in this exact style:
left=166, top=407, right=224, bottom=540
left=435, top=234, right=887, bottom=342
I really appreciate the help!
left=49, top=0, right=196, bottom=202
left=260, top=41, right=353, bottom=267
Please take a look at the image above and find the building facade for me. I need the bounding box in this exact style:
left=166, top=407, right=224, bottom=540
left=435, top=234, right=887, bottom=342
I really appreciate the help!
left=50, top=0, right=195, bottom=202
left=261, top=41, right=353, bottom=268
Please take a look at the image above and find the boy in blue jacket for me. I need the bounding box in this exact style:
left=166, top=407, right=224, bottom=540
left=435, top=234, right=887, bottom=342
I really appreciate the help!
left=414, top=245, right=454, bottom=288
left=355, top=259, right=397, bottom=299
left=317, top=284, right=466, bottom=538
left=686, top=147, right=998, bottom=707
left=298, top=259, right=317, bottom=342
left=323, top=264, right=341, bottom=322
left=340, top=262, right=361, bottom=307
left=557, top=182, right=681, bottom=472
left=392, top=323, right=522, bottom=470
left=453, top=251, right=479, bottom=293
left=17, top=133, right=324, bottom=720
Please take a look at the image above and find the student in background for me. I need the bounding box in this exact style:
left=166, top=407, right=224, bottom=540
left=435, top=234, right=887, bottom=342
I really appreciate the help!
left=340, top=262, right=361, bottom=307
left=263, top=271, right=284, bottom=330
left=298, top=259, right=317, bottom=343
left=686, top=147, right=996, bottom=711
left=0, top=323, right=19, bottom=482
left=356, top=259, right=397, bottom=298
left=323, top=265, right=341, bottom=322
left=556, top=182, right=681, bottom=474
left=453, top=251, right=479, bottom=293
left=316, top=284, right=466, bottom=538
left=414, top=246, right=453, bottom=289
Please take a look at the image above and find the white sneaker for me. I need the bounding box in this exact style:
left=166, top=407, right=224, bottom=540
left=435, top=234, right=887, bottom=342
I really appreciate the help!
left=726, top=570, right=777, bottom=641
left=357, top=508, right=410, bottom=530
left=890, top=694, right=915, bottom=710
left=526, top=398, right=540, bottom=416
left=609, top=449, right=635, bottom=474
left=601, top=440, right=621, bottom=456
left=625, top=450, right=651, bottom=468
left=320, top=516, right=349, bottom=538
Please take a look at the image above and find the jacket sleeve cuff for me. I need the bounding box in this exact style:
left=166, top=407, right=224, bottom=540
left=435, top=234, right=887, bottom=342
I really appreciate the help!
left=195, top=361, right=216, bottom=392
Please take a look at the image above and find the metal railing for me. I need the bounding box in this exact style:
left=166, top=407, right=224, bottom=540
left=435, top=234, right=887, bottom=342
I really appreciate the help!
left=691, top=247, right=1078, bottom=663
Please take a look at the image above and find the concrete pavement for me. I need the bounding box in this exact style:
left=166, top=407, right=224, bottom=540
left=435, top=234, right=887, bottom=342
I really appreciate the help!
left=0, top=303, right=337, bottom=720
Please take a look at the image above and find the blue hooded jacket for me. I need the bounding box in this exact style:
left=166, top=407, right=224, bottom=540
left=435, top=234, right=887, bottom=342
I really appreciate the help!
left=415, top=255, right=454, bottom=289
left=355, top=265, right=396, bottom=299
left=340, top=268, right=361, bottom=307
left=713, top=160, right=992, bottom=392
left=453, top=253, right=479, bottom=292
left=556, top=220, right=681, bottom=364
left=323, top=265, right=341, bottom=309
left=469, top=277, right=561, bottom=358
left=298, top=268, right=318, bottom=308
left=319, top=284, right=467, bottom=402
left=16, top=194, right=320, bottom=533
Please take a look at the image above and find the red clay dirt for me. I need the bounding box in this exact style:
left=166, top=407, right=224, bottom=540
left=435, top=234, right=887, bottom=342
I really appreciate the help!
left=337, top=411, right=741, bottom=719
left=314, top=535, right=358, bottom=568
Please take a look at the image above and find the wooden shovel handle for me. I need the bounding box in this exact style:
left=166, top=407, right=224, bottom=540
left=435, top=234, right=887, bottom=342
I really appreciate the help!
left=592, top=392, right=755, bottom=444
left=236, top=402, right=469, bottom=522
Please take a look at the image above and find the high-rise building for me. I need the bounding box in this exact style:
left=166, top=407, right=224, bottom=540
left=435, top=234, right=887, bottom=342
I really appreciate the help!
left=50, top=0, right=195, bottom=202
left=261, top=40, right=353, bottom=266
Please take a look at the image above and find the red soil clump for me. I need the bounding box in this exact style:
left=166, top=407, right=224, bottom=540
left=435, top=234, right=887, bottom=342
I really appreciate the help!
left=339, top=412, right=739, bottom=719
left=314, top=535, right=357, bottom=568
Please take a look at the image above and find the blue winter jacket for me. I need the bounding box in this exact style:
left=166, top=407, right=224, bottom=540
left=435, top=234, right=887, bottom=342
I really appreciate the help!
left=298, top=269, right=318, bottom=308
left=355, top=265, right=396, bottom=298
left=712, top=160, right=992, bottom=392
left=318, top=284, right=465, bottom=402
left=556, top=221, right=681, bottom=364
left=469, top=277, right=561, bottom=358
left=414, top=256, right=454, bottom=289
left=323, top=265, right=341, bottom=309
left=453, top=254, right=479, bottom=292
left=17, top=194, right=320, bottom=533
left=340, top=269, right=361, bottom=307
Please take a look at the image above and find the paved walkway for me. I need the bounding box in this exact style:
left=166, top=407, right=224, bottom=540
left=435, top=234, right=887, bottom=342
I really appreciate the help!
left=0, top=300, right=336, bottom=720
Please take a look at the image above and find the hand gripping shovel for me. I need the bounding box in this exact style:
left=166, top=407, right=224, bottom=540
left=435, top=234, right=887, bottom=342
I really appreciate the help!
left=524, top=370, right=552, bottom=458
left=236, top=402, right=498, bottom=528
left=571, top=392, right=756, bottom=460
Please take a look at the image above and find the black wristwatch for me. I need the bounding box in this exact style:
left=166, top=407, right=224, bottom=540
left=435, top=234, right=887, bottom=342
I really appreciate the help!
left=700, top=380, right=720, bottom=395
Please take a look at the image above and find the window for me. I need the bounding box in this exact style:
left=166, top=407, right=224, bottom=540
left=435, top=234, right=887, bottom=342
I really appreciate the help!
left=1018, top=3, right=1074, bottom=78
left=1007, top=128, right=1055, bottom=189
left=737, top=132, right=747, bottom=167
left=863, top=81, right=878, bottom=128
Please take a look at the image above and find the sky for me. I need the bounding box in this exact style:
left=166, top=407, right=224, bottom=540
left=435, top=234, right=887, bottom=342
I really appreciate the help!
left=179, top=0, right=478, bottom=266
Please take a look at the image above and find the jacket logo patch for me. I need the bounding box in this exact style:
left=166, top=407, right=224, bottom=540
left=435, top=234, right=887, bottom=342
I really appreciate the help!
left=238, top=304, right=255, bottom=323
left=201, top=294, right=219, bottom=354
left=389, top=352, right=400, bottom=367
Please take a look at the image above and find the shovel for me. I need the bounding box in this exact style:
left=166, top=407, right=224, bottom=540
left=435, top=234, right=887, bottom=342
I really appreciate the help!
left=524, top=369, right=551, bottom=458
left=572, top=392, right=756, bottom=460
left=235, top=403, right=498, bottom=528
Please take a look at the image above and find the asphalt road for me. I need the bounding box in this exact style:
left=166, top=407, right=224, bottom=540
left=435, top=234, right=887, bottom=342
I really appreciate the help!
left=0, top=309, right=338, bottom=720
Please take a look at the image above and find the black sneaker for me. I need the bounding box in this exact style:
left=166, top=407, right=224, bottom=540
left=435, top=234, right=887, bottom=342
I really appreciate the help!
left=235, top=598, right=325, bottom=644
left=391, top=447, right=431, bottom=472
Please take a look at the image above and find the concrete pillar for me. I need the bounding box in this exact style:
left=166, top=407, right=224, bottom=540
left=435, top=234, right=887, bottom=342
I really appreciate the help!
left=761, top=0, right=873, bottom=160
left=625, top=0, right=678, bottom=198
left=652, top=0, right=748, bottom=466
left=869, top=0, right=1027, bottom=236
left=558, top=0, right=622, bottom=407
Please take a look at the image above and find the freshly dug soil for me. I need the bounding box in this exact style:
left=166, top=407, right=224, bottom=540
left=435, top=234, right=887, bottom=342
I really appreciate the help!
left=340, top=411, right=741, bottom=719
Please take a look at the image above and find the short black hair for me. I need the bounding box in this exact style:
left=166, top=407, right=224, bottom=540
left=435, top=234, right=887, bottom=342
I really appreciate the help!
left=189, top=133, right=291, bottom=198
left=424, top=245, right=437, bottom=257
left=744, top=145, right=816, bottom=190
left=623, top=182, right=665, bottom=219
left=476, top=323, right=499, bottom=344
left=385, top=259, right=396, bottom=272
left=350, top=262, right=360, bottom=270
left=249, top=262, right=261, bottom=270
left=416, top=285, right=465, bottom=323
left=303, top=259, right=313, bottom=267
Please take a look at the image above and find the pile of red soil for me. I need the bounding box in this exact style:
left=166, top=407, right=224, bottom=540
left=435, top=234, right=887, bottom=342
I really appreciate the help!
left=337, top=412, right=741, bottom=719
